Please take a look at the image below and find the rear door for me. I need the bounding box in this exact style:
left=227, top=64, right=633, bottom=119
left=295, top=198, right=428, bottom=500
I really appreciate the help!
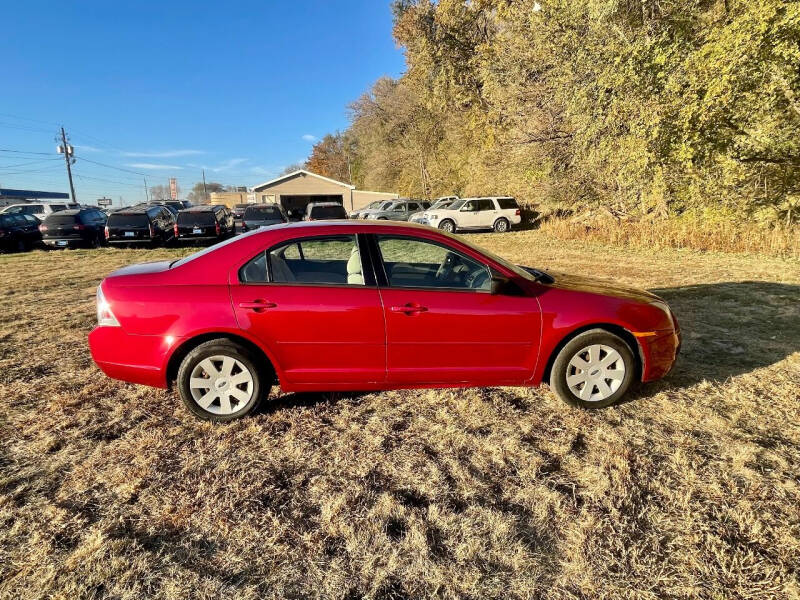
left=230, top=234, right=386, bottom=385
left=371, top=234, right=540, bottom=384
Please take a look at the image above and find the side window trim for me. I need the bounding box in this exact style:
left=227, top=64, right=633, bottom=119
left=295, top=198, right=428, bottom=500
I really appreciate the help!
left=368, top=234, right=492, bottom=293
left=237, top=233, right=376, bottom=287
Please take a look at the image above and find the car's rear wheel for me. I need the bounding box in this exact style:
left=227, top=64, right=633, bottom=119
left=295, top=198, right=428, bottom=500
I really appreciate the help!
left=550, top=329, right=636, bottom=408
left=438, top=219, right=456, bottom=233
left=177, top=339, right=266, bottom=421
left=493, top=218, right=510, bottom=233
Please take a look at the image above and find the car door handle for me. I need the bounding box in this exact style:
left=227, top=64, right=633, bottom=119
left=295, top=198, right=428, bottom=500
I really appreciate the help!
left=390, top=303, right=428, bottom=314
left=238, top=300, right=277, bottom=311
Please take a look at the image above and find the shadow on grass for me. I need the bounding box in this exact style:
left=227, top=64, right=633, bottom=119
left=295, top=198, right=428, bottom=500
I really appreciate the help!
left=652, top=281, right=800, bottom=387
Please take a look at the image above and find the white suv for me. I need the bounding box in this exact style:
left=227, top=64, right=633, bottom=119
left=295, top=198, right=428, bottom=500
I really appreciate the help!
left=1, top=202, right=78, bottom=220
left=419, top=197, right=521, bottom=233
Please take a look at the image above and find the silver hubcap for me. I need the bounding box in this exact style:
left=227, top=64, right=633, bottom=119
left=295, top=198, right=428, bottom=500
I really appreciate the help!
left=441, top=222, right=453, bottom=232
left=496, top=220, right=507, bottom=231
left=189, top=355, right=254, bottom=415
left=566, top=344, right=626, bottom=402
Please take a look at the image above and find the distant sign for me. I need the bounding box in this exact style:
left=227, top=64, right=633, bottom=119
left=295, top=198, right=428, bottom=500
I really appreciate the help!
left=169, top=178, right=178, bottom=200
left=97, top=198, right=112, bottom=206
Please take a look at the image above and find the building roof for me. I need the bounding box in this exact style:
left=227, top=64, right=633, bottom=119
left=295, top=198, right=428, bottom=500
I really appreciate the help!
left=253, top=169, right=355, bottom=191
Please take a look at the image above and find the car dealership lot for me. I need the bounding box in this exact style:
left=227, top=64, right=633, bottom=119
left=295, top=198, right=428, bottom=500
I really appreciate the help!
left=1, top=233, right=799, bottom=599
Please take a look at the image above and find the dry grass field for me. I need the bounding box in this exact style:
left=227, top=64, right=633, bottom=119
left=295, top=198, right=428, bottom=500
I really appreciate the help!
left=1, top=232, right=799, bottom=600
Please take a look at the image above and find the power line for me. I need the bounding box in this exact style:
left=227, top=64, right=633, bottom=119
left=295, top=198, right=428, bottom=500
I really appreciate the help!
left=74, top=173, right=143, bottom=187
left=75, top=156, right=146, bottom=176
left=0, top=158, right=62, bottom=169
left=0, top=148, right=53, bottom=156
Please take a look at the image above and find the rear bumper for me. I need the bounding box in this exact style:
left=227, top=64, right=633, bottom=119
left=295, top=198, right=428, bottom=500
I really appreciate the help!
left=88, top=326, right=180, bottom=388
left=43, top=237, right=86, bottom=247
left=639, top=329, right=681, bottom=382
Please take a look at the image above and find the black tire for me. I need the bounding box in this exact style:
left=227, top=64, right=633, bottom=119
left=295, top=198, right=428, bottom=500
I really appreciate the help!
left=438, top=219, right=456, bottom=234
left=493, top=218, right=510, bottom=233
left=176, top=339, right=268, bottom=421
left=549, top=329, right=636, bottom=409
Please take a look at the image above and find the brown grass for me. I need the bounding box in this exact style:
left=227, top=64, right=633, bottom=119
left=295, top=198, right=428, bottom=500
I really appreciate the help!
left=1, top=234, right=799, bottom=599
left=537, top=216, right=800, bottom=259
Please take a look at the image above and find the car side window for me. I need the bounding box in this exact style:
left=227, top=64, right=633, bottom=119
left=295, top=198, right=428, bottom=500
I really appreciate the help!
left=462, top=200, right=477, bottom=211
left=375, top=236, right=491, bottom=291
left=240, top=235, right=366, bottom=286
left=478, top=199, right=494, bottom=211
left=392, top=203, right=406, bottom=212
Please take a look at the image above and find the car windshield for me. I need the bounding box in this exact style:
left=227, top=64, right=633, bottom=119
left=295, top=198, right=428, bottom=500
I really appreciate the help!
left=448, top=233, right=545, bottom=283
left=107, top=213, right=149, bottom=227
left=377, top=201, right=395, bottom=210
left=431, top=199, right=453, bottom=209
left=177, top=212, right=216, bottom=226
left=309, top=205, right=346, bottom=219
left=447, top=199, right=467, bottom=210
left=44, top=214, right=78, bottom=225
left=244, top=205, right=283, bottom=219
left=0, top=215, right=17, bottom=227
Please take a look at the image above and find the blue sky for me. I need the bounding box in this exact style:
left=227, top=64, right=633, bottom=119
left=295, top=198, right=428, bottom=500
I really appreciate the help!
left=0, top=1, right=405, bottom=205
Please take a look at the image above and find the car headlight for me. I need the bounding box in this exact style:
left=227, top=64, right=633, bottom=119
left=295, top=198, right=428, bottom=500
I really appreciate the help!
left=428, top=214, right=438, bottom=220
left=366, top=214, right=378, bottom=220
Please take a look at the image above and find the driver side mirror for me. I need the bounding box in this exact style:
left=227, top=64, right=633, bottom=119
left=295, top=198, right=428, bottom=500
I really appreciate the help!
left=490, top=273, right=509, bottom=295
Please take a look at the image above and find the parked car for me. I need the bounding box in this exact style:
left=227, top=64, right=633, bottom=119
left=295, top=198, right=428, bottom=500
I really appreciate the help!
left=354, top=200, right=396, bottom=219
left=174, top=205, right=235, bottom=243
left=350, top=200, right=386, bottom=219
left=304, top=202, right=348, bottom=221
left=409, top=197, right=459, bottom=224
left=88, top=220, right=680, bottom=421
left=1, top=202, right=79, bottom=220
left=241, top=204, right=288, bottom=231
left=146, top=201, right=182, bottom=215
left=365, top=199, right=431, bottom=222
left=232, top=204, right=251, bottom=221
left=0, top=213, right=42, bottom=252
left=106, top=205, right=176, bottom=246
left=40, top=208, right=108, bottom=248
left=419, top=197, right=521, bottom=233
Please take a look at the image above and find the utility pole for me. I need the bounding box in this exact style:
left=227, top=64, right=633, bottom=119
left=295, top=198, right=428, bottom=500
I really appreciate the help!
left=143, top=177, right=149, bottom=202
left=57, top=127, right=77, bottom=202
left=202, top=168, right=208, bottom=204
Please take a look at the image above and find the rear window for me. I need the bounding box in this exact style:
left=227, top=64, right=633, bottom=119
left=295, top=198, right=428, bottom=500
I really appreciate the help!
left=177, top=211, right=216, bottom=226
left=244, top=205, right=283, bottom=220
left=0, top=215, right=18, bottom=227
left=497, top=198, right=518, bottom=210
left=309, top=205, right=346, bottom=219
left=108, top=213, right=150, bottom=227
left=44, top=214, right=79, bottom=225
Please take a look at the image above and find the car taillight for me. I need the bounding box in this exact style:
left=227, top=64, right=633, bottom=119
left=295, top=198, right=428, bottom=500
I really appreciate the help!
left=73, top=224, right=85, bottom=230
left=148, top=223, right=154, bottom=238
left=173, top=223, right=179, bottom=237
left=515, top=209, right=521, bottom=216
left=39, top=224, right=48, bottom=232
left=0, top=229, right=6, bottom=237
left=104, top=225, right=109, bottom=239
left=215, top=223, right=221, bottom=235
left=96, top=286, right=120, bottom=327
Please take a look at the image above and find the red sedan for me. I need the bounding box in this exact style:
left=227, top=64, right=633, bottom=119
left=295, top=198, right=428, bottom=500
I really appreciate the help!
left=89, top=221, right=680, bottom=421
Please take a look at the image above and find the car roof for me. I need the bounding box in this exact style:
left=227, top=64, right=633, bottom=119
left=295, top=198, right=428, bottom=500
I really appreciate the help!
left=111, top=206, right=155, bottom=215
left=49, top=208, right=89, bottom=216
left=182, top=205, right=223, bottom=212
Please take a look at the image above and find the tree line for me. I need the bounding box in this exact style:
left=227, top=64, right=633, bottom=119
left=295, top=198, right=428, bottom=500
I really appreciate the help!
left=304, top=0, right=799, bottom=224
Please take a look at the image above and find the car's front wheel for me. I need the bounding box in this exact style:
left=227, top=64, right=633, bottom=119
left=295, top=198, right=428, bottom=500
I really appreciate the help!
left=550, top=329, right=636, bottom=408
left=438, top=219, right=456, bottom=233
left=176, top=339, right=267, bottom=421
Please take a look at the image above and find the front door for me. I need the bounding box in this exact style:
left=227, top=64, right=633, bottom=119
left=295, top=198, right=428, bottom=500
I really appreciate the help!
left=231, top=234, right=386, bottom=385
left=372, top=234, right=540, bottom=384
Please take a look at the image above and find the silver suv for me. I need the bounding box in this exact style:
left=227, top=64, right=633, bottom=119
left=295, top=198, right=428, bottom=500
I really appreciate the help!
left=364, top=199, right=431, bottom=221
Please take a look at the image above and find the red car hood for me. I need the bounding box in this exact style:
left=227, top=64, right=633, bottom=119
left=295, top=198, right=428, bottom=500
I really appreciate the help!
left=542, top=271, right=663, bottom=304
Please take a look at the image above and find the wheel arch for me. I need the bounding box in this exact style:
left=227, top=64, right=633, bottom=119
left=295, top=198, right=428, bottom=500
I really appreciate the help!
left=541, top=323, right=642, bottom=384
left=165, top=331, right=279, bottom=388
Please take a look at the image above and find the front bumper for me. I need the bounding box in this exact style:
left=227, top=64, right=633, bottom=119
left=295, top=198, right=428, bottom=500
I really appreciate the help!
left=638, top=329, right=681, bottom=382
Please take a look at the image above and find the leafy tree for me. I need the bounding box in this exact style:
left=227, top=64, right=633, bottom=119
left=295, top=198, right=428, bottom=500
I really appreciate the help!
left=186, top=181, right=225, bottom=204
